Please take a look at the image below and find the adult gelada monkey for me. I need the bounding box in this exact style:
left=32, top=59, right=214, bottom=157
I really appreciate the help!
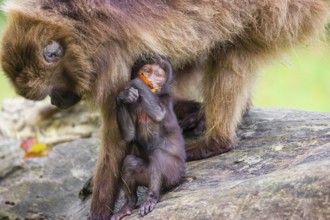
left=114, top=55, right=185, bottom=219
left=1, top=0, right=330, bottom=219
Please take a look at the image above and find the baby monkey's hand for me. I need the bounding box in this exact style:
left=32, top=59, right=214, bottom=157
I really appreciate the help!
left=118, top=87, right=139, bottom=104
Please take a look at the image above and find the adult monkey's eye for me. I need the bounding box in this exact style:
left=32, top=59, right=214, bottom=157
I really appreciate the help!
left=43, top=41, right=64, bottom=63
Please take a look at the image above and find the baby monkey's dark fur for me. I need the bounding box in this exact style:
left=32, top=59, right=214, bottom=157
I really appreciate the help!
left=114, top=56, right=185, bottom=219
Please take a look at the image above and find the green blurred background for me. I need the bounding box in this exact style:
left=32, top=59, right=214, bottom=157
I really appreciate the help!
left=0, top=12, right=15, bottom=107
left=0, top=12, right=329, bottom=112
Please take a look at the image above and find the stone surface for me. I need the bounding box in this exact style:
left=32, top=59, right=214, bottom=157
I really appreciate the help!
left=0, top=108, right=330, bottom=220
left=0, top=138, right=98, bottom=220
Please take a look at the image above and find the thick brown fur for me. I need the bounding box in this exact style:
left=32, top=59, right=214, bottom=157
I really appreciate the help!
left=1, top=0, right=330, bottom=219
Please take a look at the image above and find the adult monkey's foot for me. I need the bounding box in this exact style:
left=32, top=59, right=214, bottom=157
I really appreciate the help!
left=186, top=136, right=233, bottom=161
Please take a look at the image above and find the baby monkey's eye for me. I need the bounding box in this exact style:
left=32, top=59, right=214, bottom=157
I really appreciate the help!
left=155, top=71, right=164, bottom=77
left=43, top=41, right=64, bottom=63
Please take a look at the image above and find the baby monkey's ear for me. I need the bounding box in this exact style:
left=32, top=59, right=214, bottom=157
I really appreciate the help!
left=43, top=41, right=64, bottom=63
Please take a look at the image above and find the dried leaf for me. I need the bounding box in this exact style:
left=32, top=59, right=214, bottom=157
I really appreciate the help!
left=21, top=137, right=49, bottom=158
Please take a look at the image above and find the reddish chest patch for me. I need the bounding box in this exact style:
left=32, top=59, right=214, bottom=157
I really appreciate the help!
left=139, top=112, right=149, bottom=122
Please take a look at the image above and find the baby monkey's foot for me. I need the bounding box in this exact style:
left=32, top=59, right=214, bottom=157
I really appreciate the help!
left=111, top=205, right=134, bottom=220
left=139, top=195, right=158, bottom=216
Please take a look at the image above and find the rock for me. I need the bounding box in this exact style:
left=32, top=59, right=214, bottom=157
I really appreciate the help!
left=0, top=108, right=330, bottom=219
left=0, top=139, right=98, bottom=220
left=0, top=139, right=24, bottom=180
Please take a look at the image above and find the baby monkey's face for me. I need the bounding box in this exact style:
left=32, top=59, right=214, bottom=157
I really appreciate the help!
left=138, top=64, right=166, bottom=89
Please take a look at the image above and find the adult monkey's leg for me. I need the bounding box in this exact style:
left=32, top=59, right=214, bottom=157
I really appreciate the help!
left=89, top=106, right=127, bottom=219
left=186, top=49, right=259, bottom=161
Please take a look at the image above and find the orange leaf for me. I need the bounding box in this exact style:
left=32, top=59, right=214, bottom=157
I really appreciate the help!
left=21, top=137, right=49, bottom=158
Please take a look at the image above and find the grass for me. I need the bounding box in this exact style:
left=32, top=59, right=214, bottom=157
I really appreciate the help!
left=0, top=12, right=16, bottom=108
left=255, top=44, right=330, bottom=112
left=0, top=74, right=15, bottom=106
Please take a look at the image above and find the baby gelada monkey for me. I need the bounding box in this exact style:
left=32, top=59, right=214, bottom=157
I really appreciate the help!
left=114, top=55, right=186, bottom=219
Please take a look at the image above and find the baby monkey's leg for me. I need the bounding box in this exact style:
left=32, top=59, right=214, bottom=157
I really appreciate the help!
left=140, top=149, right=185, bottom=216
left=111, top=155, right=148, bottom=220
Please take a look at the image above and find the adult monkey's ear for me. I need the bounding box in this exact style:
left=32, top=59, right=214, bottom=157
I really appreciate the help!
left=43, top=40, right=64, bottom=63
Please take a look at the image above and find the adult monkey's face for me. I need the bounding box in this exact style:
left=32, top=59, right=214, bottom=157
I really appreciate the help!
left=1, top=6, right=93, bottom=109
